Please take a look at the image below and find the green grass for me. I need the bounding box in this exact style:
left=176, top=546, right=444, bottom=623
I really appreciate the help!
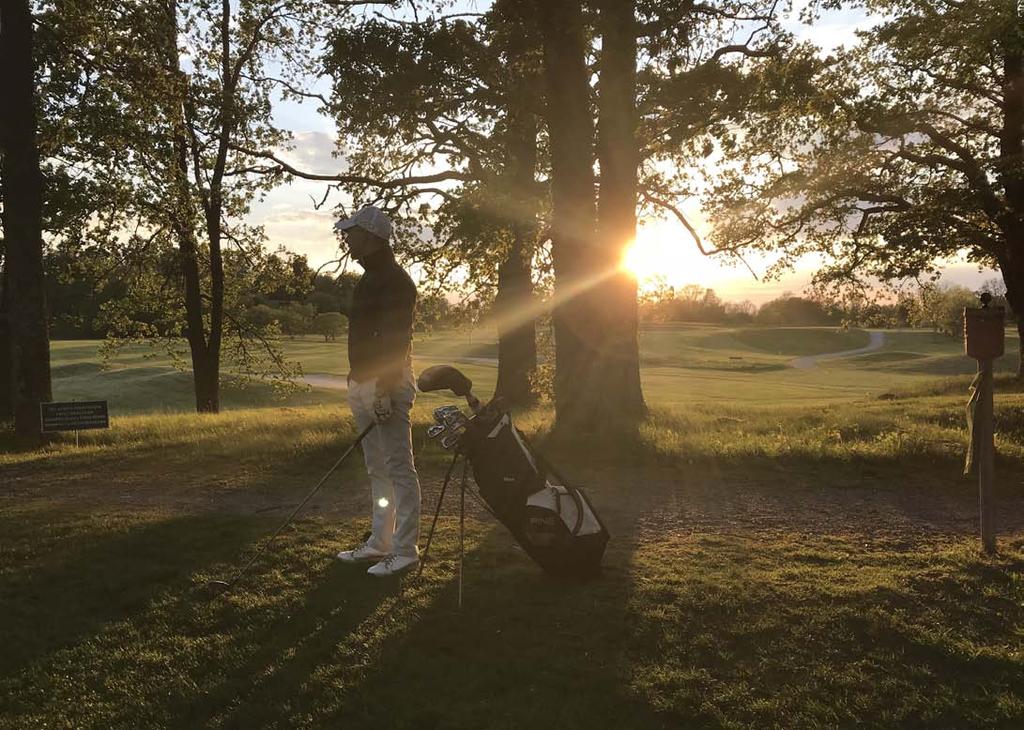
left=3, top=390, right=1024, bottom=727
left=732, top=326, right=870, bottom=356
left=47, top=324, right=1020, bottom=415
left=4, top=326, right=1024, bottom=726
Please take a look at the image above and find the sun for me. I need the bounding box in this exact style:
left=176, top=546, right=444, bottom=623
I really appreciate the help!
left=620, top=238, right=650, bottom=280
left=620, top=220, right=727, bottom=291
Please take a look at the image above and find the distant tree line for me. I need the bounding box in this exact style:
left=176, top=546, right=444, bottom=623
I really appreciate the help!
left=639, top=286, right=840, bottom=327
left=639, top=284, right=757, bottom=325
left=45, top=245, right=477, bottom=342
left=639, top=280, right=1014, bottom=334
left=860, top=281, right=1014, bottom=337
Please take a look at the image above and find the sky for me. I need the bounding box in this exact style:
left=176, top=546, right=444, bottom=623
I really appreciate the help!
left=245, top=1, right=999, bottom=306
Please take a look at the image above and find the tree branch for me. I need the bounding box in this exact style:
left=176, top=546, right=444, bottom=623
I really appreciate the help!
left=244, top=74, right=329, bottom=107
left=231, top=145, right=473, bottom=187
left=641, top=192, right=760, bottom=280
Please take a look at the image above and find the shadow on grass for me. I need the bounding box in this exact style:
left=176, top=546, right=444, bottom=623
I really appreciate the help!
left=164, top=460, right=662, bottom=727
left=621, top=530, right=1024, bottom=727
left=183, top=553, right=401, bottom=727
left=214, top=525, right=667, bottom=729
left=4, top=394, right=1024, bottom=726
left=0, top=509, right=257, bottom=682
left=2, top=444, right=1023, bottom=727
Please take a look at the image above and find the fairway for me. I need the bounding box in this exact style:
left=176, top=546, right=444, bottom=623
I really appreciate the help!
left=44, top=324, right=1021, bottom=414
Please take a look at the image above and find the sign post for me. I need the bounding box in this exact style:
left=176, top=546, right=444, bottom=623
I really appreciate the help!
left=964, top=294, right=1003, bottom=554
left=40, top=400, right=109, bottom=444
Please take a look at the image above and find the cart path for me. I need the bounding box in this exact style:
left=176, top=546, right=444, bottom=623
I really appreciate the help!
left=302, top=374, right=348, bottom=391
left=7, top=452, right=1024, bottom=544
left=788, top=330, right=886, bottom=369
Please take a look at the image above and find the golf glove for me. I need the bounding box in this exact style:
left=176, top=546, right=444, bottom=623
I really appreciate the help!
left=372, top=392, right=393, bottom=423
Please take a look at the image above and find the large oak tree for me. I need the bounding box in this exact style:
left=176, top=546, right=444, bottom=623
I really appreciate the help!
left=34, top=0, right=361, bottom=412
left=531, top=0, right=650, bottom=429
left=260, top=1, right=545, bottom=407
left=707, top=0, right=1024, bottom=372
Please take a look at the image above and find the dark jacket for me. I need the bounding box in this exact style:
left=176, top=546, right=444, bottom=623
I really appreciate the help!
left=348, top=247, right=417, bottom=392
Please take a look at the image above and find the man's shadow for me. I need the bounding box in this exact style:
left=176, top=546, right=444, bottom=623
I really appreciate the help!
left=212, top=491, right=670, bottom=730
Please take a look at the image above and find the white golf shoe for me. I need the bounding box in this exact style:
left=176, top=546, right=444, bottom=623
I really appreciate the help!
left=336, top=542, right=389, bottom=563
left=367, top=554, right=419, bottom=577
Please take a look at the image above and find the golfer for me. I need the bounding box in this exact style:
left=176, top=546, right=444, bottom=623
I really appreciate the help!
left=334, top=206, right=421, bottom=576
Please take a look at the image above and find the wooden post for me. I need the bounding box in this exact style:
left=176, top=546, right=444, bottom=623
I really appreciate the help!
left=964, top=296, right=1003, bottom=555
left=977, top=358, right=996, bottom=554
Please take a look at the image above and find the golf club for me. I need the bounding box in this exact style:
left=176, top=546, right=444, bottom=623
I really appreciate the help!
left=441, top=433, right=461, bottom=450
left=433, top=406, right=461, bottom=426
left=206, top=421, right=376, bottom=596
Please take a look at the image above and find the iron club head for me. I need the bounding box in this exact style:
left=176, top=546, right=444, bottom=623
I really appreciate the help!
left=443, top=412, right=467, bottom=429
left=433, top=405, right=460, bottom=423
left=441, top=433, right=461, bottom=450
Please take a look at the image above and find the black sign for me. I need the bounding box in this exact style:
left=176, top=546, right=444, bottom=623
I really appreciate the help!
left=40, top=401, right=109, bottom=433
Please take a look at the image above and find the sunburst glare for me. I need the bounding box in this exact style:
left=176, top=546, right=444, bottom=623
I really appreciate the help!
left=620, top=220, right=733, bottom=292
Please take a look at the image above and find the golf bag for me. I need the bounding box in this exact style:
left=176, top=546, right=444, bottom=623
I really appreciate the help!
left=420, top=366, right=609, bottom=578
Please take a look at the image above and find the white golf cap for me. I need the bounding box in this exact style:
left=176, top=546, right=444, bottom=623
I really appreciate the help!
left=334, top=205, right=392, bottom=241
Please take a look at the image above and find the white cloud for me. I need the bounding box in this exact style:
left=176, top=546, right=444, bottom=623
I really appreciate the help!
left=782, top=2, right=877, bottom=54
left=246, top=156, right=349, bottom=266
left=260, top=206, right=341, bottom=265
left=277, top=130, right=343, bottom=176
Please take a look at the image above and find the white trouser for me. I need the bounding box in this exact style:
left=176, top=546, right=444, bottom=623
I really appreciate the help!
left=347, top=369, right=420, bottom=557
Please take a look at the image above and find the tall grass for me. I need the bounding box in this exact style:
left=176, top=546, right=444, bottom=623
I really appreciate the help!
left=8, top=384, right=1013, bottom=474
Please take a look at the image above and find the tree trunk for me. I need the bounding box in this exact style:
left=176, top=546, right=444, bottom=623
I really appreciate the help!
left=595, top=0, right=646, bottom=422
left=1000, top=269, right=1024, bottom=377
left=1, top=0, right=53, bottom=442
left=494, top=17, right=540, bottom=408
left=1000, top=5, right=1024, bottom=377
left=534, top=0, right=647, bottom=432
left=1015, top=316, right=1024, bottom=378
left=162, top=0, right=221, bottom=413
left=534, top=0, right=604, bottom=430
left=494, top=225, right=537, bottom=407
left=193, top=356, right=220, bottom=413
left=998, top=252, right=1024, bottom=377
left=194, top=0, right=233, bottom=414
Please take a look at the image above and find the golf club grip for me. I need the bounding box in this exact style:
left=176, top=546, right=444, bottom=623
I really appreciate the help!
left=226, top=422, right=376, bottom=586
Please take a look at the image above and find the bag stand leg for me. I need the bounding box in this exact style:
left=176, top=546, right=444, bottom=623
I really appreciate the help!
left=416, top=453, right=461, bottom=579
left=415, top=452, right=469, bottom=610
